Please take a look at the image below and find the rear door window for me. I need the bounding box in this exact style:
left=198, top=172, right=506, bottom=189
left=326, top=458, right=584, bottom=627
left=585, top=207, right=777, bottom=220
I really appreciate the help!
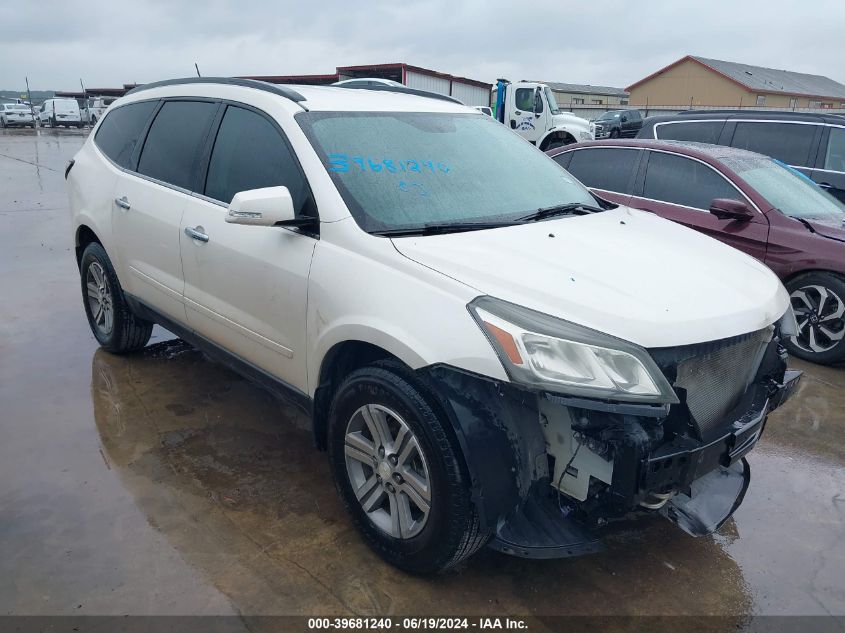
left=730, top=121, right=817, bottom=167
left=654, top=120, right=724, bottom=143
left=137, top=100, right=218, bottom=190
left=94, top=101, right=158, bottom=169
left=565, top=147, right=640, bottom=193
left=204, top=105, right=311, bottom=213
left=642, top=151, right=740, bottom=210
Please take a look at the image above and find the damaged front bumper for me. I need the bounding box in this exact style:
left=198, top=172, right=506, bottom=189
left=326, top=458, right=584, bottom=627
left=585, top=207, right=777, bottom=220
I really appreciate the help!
left=417, top=335, right=802, bottom=559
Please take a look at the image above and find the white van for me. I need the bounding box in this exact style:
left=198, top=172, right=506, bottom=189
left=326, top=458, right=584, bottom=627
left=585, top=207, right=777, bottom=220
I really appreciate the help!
left=38, top=98, right=82, bottom=128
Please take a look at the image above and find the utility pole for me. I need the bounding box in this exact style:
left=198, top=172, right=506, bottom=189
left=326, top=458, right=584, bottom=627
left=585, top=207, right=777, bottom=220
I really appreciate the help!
left=24, top=76, right=34, bottom=125
left=80, top=78, right=88, bottom=126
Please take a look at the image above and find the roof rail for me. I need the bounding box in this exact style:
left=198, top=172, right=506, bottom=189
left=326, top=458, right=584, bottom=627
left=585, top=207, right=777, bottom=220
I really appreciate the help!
left=333, top=83, right=463, bottom=105
left=683, top=108, right=844, bottom=119
left=124, top=77, right=307, bottom=103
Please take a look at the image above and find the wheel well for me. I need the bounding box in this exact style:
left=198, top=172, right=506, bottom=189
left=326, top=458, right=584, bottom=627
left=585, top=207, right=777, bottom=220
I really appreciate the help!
left=782, top=269, right=845, bottom=287
left=311, top=341, right=402, bottom=450
left=75, top=225, right=101, bottom=267
left=540, top=131, right=576, bottom=151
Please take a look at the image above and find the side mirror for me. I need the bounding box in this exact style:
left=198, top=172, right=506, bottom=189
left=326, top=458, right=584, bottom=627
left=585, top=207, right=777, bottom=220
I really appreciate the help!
left=709, top=198, right=754, bottom=221
left=533, top=88, right=542, bottom=115
left=226, top=186, right=317, bottom=230
left=621, top=115, right=628, bottom=122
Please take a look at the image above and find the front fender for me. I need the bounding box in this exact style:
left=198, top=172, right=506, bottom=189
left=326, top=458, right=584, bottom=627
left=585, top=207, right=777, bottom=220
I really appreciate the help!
left=416, top=364, right=546, bottom=531
left=310, top=319, right=431, bottom=393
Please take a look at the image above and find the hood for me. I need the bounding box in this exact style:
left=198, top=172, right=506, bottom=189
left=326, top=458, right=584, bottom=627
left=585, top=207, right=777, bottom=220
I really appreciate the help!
left=803, top=217, right=845, bottom=243
left=392, top=207, right=788, bottom=349
left=552, top=112, right=591, bottom=131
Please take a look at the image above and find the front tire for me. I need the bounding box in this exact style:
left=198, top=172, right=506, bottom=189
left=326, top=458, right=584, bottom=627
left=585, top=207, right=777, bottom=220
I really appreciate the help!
left=784, top=271, right=845, bottom=365
left=328, top=361, right=489, bottom=573
left=609, top=129, right=620, bottom=139
left=80, top=242, right=153, bottom=354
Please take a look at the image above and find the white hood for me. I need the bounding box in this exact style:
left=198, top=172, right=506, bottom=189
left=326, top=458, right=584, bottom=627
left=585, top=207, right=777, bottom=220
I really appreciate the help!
left=392, top=207, right=789, bottom=348
left=552, top=112, right=591, bottom=132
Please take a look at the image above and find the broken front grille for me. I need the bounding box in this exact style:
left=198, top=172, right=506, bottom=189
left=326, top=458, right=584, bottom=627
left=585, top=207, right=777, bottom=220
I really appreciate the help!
left=653, top=327, right=774, bottom=439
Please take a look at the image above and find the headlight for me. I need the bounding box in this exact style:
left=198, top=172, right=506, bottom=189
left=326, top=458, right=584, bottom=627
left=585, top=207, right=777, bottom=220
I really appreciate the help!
left=469, top=296, right=678, bottom=403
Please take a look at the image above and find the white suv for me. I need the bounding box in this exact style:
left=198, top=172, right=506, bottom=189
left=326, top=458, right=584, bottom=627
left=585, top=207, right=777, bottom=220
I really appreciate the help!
left=67, top=78, right=801, bottom=574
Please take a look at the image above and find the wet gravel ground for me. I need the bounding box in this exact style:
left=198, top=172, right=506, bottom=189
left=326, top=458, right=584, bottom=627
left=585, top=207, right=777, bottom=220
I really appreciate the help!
left=0, top=128, right=843, bottom=620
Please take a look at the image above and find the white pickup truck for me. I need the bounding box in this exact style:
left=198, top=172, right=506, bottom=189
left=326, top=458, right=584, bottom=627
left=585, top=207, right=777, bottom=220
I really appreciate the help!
left=494, top=80, right=594, bottom=149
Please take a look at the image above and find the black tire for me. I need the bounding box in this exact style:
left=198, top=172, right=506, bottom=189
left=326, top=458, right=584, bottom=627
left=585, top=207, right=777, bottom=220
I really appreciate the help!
left=783, top=271, right=845, bottom=365
left=328, top=361, right=489, bottom=574
left=609, top=129, right=620, bottom=138
left=80, top=242, right=153, bottom=354
left=0, top=119, right=5, bottom=128
left=50, top=116, right=56, bottom=128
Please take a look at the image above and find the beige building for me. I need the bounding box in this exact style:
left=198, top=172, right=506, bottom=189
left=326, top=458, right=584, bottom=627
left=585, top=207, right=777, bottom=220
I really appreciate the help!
left=540, top=82, right=629, bottom=107
left=626, top=56, right=845, bottom=109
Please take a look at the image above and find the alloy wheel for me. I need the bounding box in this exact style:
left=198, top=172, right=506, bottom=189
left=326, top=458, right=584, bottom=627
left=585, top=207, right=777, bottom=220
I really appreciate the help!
left=344, top=403, right=431, bottom=539
left=86, top=261, right=114, bottom=335
left=790, top=284, right=845, bottom=353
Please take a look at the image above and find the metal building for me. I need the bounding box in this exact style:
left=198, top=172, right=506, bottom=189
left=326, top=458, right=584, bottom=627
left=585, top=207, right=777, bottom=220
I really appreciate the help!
left=242, top=63, right=492, bottom=107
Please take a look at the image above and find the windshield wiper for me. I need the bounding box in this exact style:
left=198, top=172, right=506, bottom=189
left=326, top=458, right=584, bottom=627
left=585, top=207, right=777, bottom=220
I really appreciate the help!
left=372, top=220, right=519, bottom=237
left=517, top=203, right=604, bottom=222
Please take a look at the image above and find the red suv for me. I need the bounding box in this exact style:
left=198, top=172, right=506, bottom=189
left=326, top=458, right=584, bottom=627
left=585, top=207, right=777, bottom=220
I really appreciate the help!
left=549, top=139, right=845, bottom=365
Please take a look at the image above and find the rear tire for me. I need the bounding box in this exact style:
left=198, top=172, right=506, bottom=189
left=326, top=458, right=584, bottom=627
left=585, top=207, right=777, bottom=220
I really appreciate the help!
left=784, top=271, right=845, bottom=365
left=80, top=242, right=153, bottom=354
left=327, top=361, right=489, bottom=573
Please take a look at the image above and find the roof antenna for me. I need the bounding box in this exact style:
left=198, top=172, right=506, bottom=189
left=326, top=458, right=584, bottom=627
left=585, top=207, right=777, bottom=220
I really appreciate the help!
left=195, top=63, right=201, bottom=78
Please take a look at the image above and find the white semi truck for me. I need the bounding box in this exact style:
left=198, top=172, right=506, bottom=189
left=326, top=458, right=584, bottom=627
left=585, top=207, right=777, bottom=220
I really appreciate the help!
left=494, top=80, right=594, bottom=149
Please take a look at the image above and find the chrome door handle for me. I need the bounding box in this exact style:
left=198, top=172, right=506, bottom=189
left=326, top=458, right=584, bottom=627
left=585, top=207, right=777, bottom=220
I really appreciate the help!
left=184, top=226, right=209, bottom=242
left=114, top=196, right=131, bottom=210
left=818, top=183, right=832, bottom=190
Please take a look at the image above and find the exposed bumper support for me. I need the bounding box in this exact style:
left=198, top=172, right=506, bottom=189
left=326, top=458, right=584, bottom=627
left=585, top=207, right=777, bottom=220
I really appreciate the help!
left=418, top=355, right=802, bottom=560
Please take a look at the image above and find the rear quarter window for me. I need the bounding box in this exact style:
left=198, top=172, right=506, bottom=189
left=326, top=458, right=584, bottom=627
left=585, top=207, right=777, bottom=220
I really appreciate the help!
left=94, top=101, right=158, bottom=169
left=654, top=120, right=724, bottom=144
left=565, top=147, right=640, bottom=193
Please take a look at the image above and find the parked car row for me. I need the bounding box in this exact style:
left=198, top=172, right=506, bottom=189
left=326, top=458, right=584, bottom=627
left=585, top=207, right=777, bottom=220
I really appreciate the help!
left=67, top=78, right=799, bottom=574
left=638, top=110, right=845, bottom=203
left=1, top=96, right=117, bottom=130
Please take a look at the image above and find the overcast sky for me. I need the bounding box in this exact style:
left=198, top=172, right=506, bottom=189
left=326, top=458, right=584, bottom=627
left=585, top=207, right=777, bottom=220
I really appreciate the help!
left=1, top=0, right=843, bottom=92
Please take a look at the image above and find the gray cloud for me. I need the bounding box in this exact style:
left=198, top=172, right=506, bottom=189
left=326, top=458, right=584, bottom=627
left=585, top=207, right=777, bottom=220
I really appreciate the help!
left=1, top=0, right=842, bottom=92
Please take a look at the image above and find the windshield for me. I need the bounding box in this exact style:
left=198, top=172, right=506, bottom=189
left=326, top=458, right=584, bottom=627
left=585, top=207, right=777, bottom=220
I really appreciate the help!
left=725, top=155, right=845, bottom=221
left=543, top=87, right=562, bottom=115
left=598, top=112, right=620, bottom=121
left=297, top=112, right=594, bottom=233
